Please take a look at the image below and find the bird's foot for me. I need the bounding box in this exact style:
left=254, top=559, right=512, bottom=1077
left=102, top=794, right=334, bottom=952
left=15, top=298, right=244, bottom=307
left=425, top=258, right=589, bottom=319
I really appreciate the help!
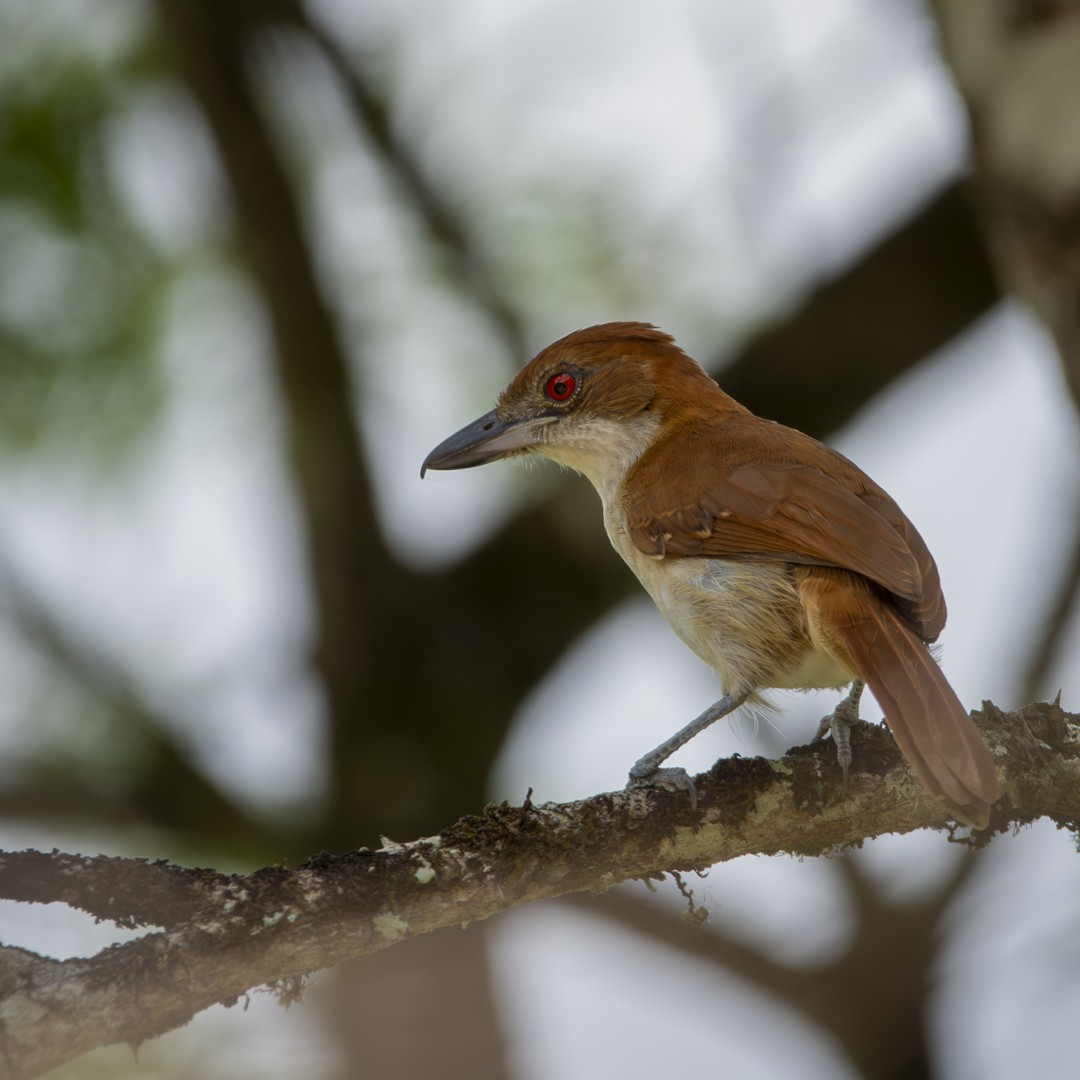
left=830, top=721, right=853, bottom=789
left=626, top=764, right=697, bottom=811
left=623, top=691, right=748, bottom=812
left=814, top=681, right=864, bottom=790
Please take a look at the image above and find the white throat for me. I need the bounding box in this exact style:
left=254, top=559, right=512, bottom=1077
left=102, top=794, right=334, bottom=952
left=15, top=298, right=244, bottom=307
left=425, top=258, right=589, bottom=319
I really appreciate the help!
left=534, top=413, right=662, bottom=503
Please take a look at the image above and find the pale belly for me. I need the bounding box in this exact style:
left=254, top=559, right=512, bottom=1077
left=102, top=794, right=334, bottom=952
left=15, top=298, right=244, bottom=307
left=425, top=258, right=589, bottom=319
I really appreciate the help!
left=606, top=517, right=855, bottom=695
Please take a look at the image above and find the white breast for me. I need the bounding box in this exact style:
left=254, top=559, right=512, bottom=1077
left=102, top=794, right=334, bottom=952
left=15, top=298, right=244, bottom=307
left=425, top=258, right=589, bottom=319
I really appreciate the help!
left=601, top=500, right=853, bottom=694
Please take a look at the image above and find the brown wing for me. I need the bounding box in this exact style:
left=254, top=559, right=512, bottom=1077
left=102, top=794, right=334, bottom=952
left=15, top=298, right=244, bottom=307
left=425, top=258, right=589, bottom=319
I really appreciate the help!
left=856, top=491, right=945, bottom=640
left=624, top=417, right=945, bottom=640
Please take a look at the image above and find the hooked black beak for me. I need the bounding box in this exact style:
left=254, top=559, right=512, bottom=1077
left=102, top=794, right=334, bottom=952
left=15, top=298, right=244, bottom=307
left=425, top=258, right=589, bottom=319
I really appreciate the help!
left=421, top=410, right=555, bottom=477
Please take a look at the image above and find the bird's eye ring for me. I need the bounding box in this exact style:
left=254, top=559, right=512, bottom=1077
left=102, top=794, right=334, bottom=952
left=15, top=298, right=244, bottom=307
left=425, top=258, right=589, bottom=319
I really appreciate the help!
left=545, top=372, right=577, bottom=402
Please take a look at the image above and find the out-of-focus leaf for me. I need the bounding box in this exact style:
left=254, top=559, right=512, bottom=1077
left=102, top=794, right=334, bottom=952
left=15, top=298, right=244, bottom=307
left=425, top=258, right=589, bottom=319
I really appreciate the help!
left=0, top=19, right=174, bottom=463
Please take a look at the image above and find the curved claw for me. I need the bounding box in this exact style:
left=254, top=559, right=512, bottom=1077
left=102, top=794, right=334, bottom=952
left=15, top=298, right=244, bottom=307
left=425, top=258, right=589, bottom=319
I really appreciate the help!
left=626, top=766, right=698, bottom=811
left=816, top=680, right=863, bottom=790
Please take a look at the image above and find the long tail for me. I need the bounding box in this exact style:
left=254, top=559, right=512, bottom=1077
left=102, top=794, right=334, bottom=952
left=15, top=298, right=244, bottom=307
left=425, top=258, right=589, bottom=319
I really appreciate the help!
left=804, top=573, right=999, bottom=828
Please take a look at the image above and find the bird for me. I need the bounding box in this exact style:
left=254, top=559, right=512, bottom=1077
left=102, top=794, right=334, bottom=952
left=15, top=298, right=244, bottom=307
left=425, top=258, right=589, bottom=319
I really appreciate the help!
left=421, top=322, right=999, bottom=828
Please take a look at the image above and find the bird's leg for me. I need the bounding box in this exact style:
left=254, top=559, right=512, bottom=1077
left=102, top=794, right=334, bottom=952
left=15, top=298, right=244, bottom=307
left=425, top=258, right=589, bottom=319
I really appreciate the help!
left=814, top=679, right=864, bottom=788
left=627, top=691, right=749, bottom=809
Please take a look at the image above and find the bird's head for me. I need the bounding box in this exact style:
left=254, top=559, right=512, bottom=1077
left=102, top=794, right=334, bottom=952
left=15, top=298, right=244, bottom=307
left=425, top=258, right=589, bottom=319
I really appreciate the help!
left=421, top=322, right=724, bottom=492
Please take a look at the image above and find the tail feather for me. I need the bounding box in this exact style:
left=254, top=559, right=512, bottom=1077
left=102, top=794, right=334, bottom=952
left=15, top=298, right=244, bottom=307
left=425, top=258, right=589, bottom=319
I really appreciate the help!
left=800, top=567, right=998, bottom=828
left=832, top=600, right=998, bottom=828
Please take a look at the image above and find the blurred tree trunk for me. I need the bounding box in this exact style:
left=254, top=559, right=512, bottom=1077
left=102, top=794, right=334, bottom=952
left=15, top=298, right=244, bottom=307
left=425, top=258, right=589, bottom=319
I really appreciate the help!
left=929, top=0, right=1080, bottom=701
left=154, top=3, right=515, bottom=1075
left=323, top=931, right=510, bottom=1080
left=930, top=0, right=1080, bottom=410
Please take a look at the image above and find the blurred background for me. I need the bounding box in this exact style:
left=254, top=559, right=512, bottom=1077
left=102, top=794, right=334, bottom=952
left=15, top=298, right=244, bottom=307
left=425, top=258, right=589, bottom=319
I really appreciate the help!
left=1, top=1, right=1079, bottom=1077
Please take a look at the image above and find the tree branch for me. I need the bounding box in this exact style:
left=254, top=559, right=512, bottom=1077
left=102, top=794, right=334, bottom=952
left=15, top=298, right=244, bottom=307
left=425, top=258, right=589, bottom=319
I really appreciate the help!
left=716, top=181, right=1000, bottom=436
left=0, top=700, right=1076, bottom=1079
left=291, top=1, right=529, bottom=357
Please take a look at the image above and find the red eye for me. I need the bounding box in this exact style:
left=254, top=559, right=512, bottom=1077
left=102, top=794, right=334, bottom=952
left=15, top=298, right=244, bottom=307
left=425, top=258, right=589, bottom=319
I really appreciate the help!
left=545, top=372, right=577, bottom=402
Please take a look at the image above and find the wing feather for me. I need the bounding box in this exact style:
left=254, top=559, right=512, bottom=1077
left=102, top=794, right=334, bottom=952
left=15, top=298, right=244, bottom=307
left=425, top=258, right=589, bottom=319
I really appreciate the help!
left=625, top=417, right=943, bottom=638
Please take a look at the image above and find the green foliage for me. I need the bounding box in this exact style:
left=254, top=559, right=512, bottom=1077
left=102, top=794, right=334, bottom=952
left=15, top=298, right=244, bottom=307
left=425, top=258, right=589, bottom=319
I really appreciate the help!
left=0, top=9, right=169, bottom=464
